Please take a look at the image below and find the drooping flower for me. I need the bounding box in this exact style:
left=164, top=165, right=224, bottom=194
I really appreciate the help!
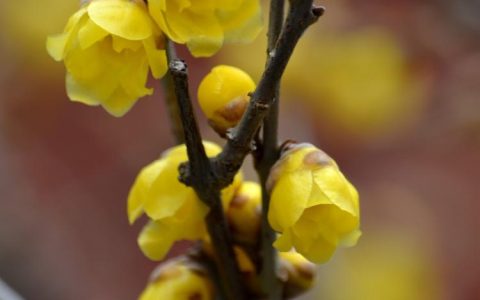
left=267, top=143, right=361, bottom=263
left=139, top=256, right=214, bottom=300
left=47, top=0, right=167, bottom=117
left=128, top=141, right=242, bottom=260
left=198, top=65, right=256, bottom=135
left=148, top=0, right=263, bottom=57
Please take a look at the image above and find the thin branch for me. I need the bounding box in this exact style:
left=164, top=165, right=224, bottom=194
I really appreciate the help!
left=168, top=59, right=247, bottom=300
left=161, top=40, right=185, bottom=144
left=257, top=0, right=286, bottom=299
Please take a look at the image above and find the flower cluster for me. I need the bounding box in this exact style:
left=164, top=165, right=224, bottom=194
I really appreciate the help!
left=48, top=1, right=362, bottom=299
left=47, top=0, right=263, bottom=116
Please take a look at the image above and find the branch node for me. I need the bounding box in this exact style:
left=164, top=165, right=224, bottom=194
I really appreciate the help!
left=312, top=5, right=326, bottom=18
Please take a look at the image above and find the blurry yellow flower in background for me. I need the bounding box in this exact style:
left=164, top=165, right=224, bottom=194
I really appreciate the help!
left=198, top=65, right=256, bottom=135
left=316, top=232, right=442, bottom=300
left=128, top=141, right=242, bottom=260
left=223, top=26, right=427, bottom=141
left=47, top=0, right=167, bottom=117
left=140, top=257, right=214, bottom=300
left=0, top=0, right=78, bottom=70
left=148, top=0, right=263, bottom=57
left=267, top=143, right=361, bottom=263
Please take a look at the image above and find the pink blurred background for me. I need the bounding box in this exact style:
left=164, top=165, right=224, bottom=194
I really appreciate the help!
left=1, top=0, right=479, bottom=299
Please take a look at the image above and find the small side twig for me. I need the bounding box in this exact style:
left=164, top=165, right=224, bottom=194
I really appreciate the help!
left=168, top=59, right=247, bottom=300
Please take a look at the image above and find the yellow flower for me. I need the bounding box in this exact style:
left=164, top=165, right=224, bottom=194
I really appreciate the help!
left=278, top=251, right=316, bottom=298
left=128, top=141, right=242, bottom=260
left=139, top=257, right=214, bottom=300
left=46, top=0, right=167, bottom=117
left=267, top=143, right=361, bottom=263
left=198, top=65, right=256, bottom=135
left=148, top=0, right=263, bottom=57
left=227, top=181, right=261, bottom=244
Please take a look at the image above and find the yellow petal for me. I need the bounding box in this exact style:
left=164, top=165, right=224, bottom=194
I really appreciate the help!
left=127, top=159, right=165, bottom=224
left=313, top=166, right=359, bottom=216
left=218, top=0, right=263, bottom=43
left=46, top=8, right=88, bottom=61
left=138, top=220, right=176, bottom=261
left=66, top=73, right=101, bottom=106
left=77, top=18, right=109, bottom=50
left=163, top=7, right=224, bottom=57
left=142, top=37, right=168, bottom=79
left=102, top=86, right=146, bottom=117
left=268, top=169, right=312, bottom=231
left=88, top=0, right=152, bottom=40
left=273, top=229, right=293, bottom=252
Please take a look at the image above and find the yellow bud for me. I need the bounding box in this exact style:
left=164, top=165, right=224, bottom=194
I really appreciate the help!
left=278, top=251, right=316, bottom=298
left=127, top=141, right=243, bottom=261
left=268, top=143, right=361, bottom=263
left=198, top=65, right=256, bottom=136
left=139, top=257, right=214, bottom=300
left=227, top=181, right=262, bottom=244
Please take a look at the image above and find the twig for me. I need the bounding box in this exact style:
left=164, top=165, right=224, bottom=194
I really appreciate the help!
left=257, top=0, right=286, bottom=299
left=168, top=59, right=247, bottom=300
left=161, top=40, right=185, bottom=144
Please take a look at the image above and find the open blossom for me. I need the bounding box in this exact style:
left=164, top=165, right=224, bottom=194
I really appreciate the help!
left=139, top=257, right=214, bottom=300
left=267, top=143, right=361, bottom=263
left=47, top=0, right=167, bottom=117
left=148, top=0, right=263, bottom=57
left=128, top=141, right=242, bottom=260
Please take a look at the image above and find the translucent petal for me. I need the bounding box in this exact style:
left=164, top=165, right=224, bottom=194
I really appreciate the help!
left=78, top=18, right=109, bottom=50
left=218, top=0, right=262, bottom=43
left=127, top=160, right=165, bottom=224
left=273, top=229, right=293, bottom=252
left=138, top=221, right=175, bottom=261
left=142, top=37, right=167, bottom=79
left=88, top=0, right=152, bottom=40
left=268, top=169, right=312, bottom=231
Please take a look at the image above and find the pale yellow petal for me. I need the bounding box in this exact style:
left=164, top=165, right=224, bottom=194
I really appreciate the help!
left=66, top=73, right=101, bottom=106
left=273, top=229, right=293, bottom=252
left=142, top=37, right=168, bottom=79
left=138, top=221, right=175, bottom=261
left=268, top=170, right=312, bottom=231
left=88, top=0, right=152, bottom=40
left=78, top=18, right=109, bottom=49
left=127, top=160, right=165, bottom=224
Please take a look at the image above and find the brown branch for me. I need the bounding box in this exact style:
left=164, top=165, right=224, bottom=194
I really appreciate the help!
left=168, top=59, right=247, bottom=300
left=161, top=40, right=185, bottom=145
left=257, top=0, right=286, bottom=299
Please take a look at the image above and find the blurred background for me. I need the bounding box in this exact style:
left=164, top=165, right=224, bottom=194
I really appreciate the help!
left=1, top=0, right=479, bottom=299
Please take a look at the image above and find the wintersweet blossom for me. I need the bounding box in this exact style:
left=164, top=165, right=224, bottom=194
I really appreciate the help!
left=47, top=0, right=167, bottom=117
left=139, top=257, right=214, bottom=300
left=128, top=141, right=242, bottom=260
left=198, top=65, right=256, bottom=135
left=148, top=0, right=263, bottom=57
left=267, top=143, right=361, bottom=263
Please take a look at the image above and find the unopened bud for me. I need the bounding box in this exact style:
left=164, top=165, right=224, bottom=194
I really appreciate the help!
left=198, top=65, right=255, bottom=136
left=278, top=251, right=316, bottom=298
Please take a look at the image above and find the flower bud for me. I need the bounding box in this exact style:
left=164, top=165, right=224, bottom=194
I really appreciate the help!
left=227, top=181, right=262, bottom=244
left=278, top=251, right=316, bottom=298
left=198, top=65, right=256, bottom=136
left=268, top=143, right=361, bottom=263
left=139, top=257, right=214, bottom=300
